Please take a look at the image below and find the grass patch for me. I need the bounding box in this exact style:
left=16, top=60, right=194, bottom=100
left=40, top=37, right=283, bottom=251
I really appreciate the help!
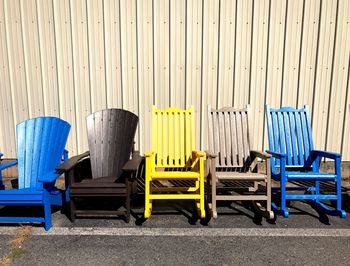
left=0, top=226, right=32, bottom=266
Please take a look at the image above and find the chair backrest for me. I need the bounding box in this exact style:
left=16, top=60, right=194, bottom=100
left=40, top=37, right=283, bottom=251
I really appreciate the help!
left=207, top=105, right=251, bottom=168
left=265, top=105, right=314, bottom=168
left=17, top=117, right=71, bottom=189
left=87, top=109, right=138, bottom=179
left=152, top=106, right=195, bottom=168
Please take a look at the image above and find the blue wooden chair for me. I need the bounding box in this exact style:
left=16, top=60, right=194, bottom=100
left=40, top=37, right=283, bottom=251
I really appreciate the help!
left=265, top=105, right=346, bottom=218
left=0, top=117, right=71, bottom=230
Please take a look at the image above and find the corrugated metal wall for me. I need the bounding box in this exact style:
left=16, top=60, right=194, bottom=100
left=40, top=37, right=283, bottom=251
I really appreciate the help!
left=0, top=0, right=349, bottom=159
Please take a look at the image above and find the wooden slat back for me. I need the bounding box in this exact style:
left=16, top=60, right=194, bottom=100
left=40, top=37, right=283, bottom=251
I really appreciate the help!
left=16, top=117, right=71, bottom=189
left=265, top=105, right=314, bottom=168
left=152, top=106, right=195, bottom=167
left=87, top=109, right=138, bottom=179
left=207, top=105, right=251, bottom=168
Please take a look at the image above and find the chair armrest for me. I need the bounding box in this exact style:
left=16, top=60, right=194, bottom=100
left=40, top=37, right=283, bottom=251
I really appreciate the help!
left=56, top=151, right=90, bottom=172
left=192, top=150, right=205, bottom=158
left=0, top=160, right=18, bottom=171
left=122, top=151, right=143, bottom=172
left=266, top=150, right=287, bottom=158
left=38, top=170, right=61, bottom=183
left=145, top=151, right=155, bottom=157
left=250, top=150, right=271, bottom=160
left=311, top=150, right=341, bottom=160
left=0, top=153, right=3, bottom=159
left=205, top=150, right=218, bottom=158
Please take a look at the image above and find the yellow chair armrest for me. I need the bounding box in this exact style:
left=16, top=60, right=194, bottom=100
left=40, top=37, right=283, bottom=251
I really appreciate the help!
left=145, top=151, right=155, bottom=157
left=192, top=150, right=205, bottom=158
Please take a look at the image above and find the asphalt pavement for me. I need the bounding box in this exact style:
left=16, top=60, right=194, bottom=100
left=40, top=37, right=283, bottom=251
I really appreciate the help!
left=0, top=195, right=350, bottom=266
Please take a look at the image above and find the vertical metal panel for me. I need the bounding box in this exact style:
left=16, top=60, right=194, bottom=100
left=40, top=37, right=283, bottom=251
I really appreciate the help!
left=137, top=0, right=154, bottom=153
left=0, top=0, right=349, bottom=161
left=233, top=0, right=253, bottom=107
left=217, top=0, right=236, bottom=108
left=37, top=0, right=60, bottom=116
left=52, top=0, right=78, bottom=155
left=120, top=0, right=139, bottom=148
left=249, top=0, right=269, bottom=150
left=265, top=0, right=287, bottom=108
left=312, top=0, right=338, bottom=150
left=70, top=0, right=91, bottom=153
left=87, top=0, right=106, bottom=112
left=297, top=0, right=320, bottom=109
left=104, top=0, right=123, bottom=108
left=281, top=0, right=303, bottom=106
left=328, top=0, right=350, bottom=153
left=21, top=0, right=45, bottom=117
left=4, top=0, right=29, bottom=125
left=153, top=0, right=170, bottom=107
left=201, top=0, right=220, bottom=149
left=263, top=0, right=288, bottom=149
left=185, top=0, right=203, bottom=149
left=0, top=0, right=16, bottom=156
left=170, top=0, right=186, bottom=107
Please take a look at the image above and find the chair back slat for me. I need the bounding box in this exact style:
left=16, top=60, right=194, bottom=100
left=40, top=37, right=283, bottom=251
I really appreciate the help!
left=87, top=109, right=138, bottom=179
left=236, top=111, right=244, bottom=166
left=300, top=111, right=310, bottom=161
left=224, top=112, right=232, bottom=166
left=266, top=105, right=314, bottom=167
left=294, top=111, right=305, bottom=165
left=229, top=111, right=238, bottom=166
left=207, top=106, right=251, bottom=168
left=288, top=112, right=298, bottom=165
left=241, top=111, right=250, bottom=161
left=152, top=106, right=195, bottom=168
left=218, top=111, right=226, bottom=166
left=17, top=117, right=71, bottom=189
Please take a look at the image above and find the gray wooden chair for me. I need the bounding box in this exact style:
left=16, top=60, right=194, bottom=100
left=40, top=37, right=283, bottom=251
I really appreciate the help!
left=57, top=109, right=142, bottom=223
left=206, top=105, right=274, bottom=219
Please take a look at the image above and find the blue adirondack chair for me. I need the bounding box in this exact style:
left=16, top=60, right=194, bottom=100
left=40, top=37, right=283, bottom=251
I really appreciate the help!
left=265, top=105, right=346, bottom=218
left=0, top=117, right=71, bottom=230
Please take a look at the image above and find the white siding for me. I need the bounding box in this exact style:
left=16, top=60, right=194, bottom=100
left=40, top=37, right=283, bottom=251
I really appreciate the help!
left=0, top=0, right=349, bottom=160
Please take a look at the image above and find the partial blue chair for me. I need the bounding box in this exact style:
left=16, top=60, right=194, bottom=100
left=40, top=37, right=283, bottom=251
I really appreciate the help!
left=0, top=117, right=71, bottom=230
left=265, top=105, right=346, bottom=218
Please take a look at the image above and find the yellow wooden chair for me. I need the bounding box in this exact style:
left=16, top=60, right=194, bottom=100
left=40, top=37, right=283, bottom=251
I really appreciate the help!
left=144, top=106, right=206, bottom=219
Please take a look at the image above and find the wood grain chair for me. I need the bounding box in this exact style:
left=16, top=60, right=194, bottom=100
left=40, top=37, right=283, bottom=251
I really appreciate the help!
left=266, top=105, right=346, bottom=218
left=206, top=105, right=273, bottom=219
left=144, top=106, right=206, bottom=219
left=57, top=109, right=142, bottom=222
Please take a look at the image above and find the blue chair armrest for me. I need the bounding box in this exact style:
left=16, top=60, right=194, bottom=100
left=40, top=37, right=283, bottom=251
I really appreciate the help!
left=38, top=171, right=61, bottom=183
left=0, top=160, right=18, bottom=171
left=266, top=150, right=287, bottom=158
left=0, top=153, right=3, bottom=159
left=311, top=150, right=341, bottom=160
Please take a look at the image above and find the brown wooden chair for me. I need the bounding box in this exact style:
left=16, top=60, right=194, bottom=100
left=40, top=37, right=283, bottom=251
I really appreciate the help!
left=57, top=109, right=142, bottom=222
left=206, top=105, right=274, bottom=219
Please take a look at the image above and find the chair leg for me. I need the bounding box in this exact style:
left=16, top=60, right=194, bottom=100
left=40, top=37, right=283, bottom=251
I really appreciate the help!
left=200, top=175, right=205, bottom=218
left=126, top=182, right=131, bottom=223
left=280, top=177, right=289, bottom=218
left=70, top=198, right=76, bottom=222
left=211, top=175, right=217, bottom=219
left=315, top=181, right=320, bottom=204
left=144, top=176, right=151, bottom=218
left=336, top=178, right=346, bottom=218
left=44, top=202, right=52, bottom=231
